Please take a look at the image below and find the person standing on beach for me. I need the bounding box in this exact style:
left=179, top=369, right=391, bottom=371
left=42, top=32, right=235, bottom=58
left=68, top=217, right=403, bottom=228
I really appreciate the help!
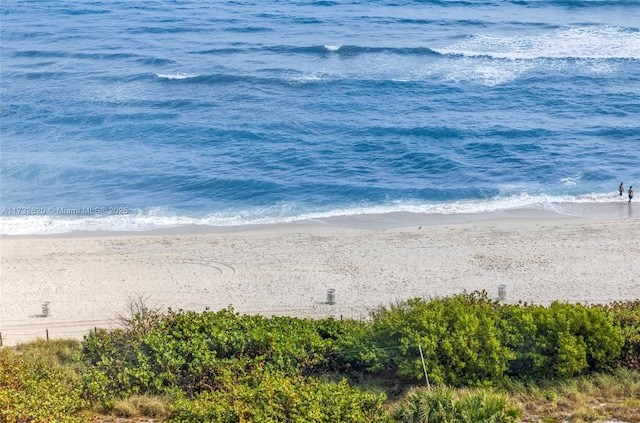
left=628, top=186, right=634, bottom=203
left=619, top=182, right=624, bottom=196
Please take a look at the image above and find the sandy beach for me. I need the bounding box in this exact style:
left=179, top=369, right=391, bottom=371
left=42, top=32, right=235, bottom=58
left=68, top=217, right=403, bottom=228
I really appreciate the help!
left=1, top=215, right=639, bottom=346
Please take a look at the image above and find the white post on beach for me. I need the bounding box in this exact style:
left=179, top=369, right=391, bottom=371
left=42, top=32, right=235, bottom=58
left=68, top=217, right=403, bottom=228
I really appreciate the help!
left=41, top=301, right=50, bottom=317
left=326, top=288, right=335, bottom=305
left=498, top=285, right=507, bottom=301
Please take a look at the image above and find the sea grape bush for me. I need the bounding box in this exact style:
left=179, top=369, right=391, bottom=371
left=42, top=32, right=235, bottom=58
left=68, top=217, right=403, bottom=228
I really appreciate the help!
left=593, top=300, right=640, bottom=370
left=499, top=301, right=624, bottom=378
left=82, top=327, right=154, bottom=400
left=168, top=372, right=390, bottom=423
left=82, top=307, right=343, bottom=398
left=334, top=293, right=625, bottom=385
left=82, top=307, right=387, bottom=419
left=357, top=293, right=514, bottom=386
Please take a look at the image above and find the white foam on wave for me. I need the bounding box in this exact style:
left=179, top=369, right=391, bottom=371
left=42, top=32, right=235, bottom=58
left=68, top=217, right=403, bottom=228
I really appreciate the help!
left=286, top=71, right=327, bottom=84
left=155, top=72, right=195, bottom=80
left=435, top=27, right=640, bottom=60
left=324, top=45, right=341, bottom=52
left=220, top=192, right=624, bottom=221
left=559, top=173, right=583, bottom=186
left=0, top=208, right=198, bottom=235
left=437, top=56, right=534, bottom=86
left=426, top=26, right=639, bottom=86
left=1, top=192, right=629, bottom=235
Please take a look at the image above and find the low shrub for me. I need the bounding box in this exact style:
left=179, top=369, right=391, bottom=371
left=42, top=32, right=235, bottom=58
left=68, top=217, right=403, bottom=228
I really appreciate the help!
left=392, top=386, right=519, bottom=423
left=0, top=348, right=85, bottom=423
left=355, top=293, right=514, bottom=386
left=168, top=373, right=390, bottom=423
left=501, top=301, right=624, bottom=379
left=594, top=300, right=640, bottom=370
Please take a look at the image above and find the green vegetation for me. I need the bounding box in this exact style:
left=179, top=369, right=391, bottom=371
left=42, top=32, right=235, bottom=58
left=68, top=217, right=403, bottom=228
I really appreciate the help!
left=342, top=294, right=515, bottom=385
left=393, top=386, right=519, bottom=423
left=0, top=345, right=85, bottom=423
left=500, top=301, right=624, bottom=379
left=1, top=293, right=639, bottom=422
left=169, top=375, right=390, bottom=422
left=507, top=367, right=640, bottom=422
left=594, top=300, right=640, bottom=370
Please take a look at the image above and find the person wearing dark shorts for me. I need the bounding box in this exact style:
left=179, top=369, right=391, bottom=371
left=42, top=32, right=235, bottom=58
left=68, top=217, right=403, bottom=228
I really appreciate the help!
left=629, top=186, right=634, bottom=204
left=619, top=182, right=624, bottom=196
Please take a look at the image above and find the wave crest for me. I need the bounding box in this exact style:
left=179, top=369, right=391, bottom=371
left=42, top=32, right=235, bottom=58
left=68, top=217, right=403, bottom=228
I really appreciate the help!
left=155, top=72, right=195, bottom=80
left=435, top=27, right=640, bottom=60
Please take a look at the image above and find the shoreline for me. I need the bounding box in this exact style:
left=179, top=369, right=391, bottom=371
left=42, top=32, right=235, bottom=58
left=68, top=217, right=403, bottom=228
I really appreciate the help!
left=1, top=213, right=639, bottom=346
left=1, top=198, right=637, bottom=237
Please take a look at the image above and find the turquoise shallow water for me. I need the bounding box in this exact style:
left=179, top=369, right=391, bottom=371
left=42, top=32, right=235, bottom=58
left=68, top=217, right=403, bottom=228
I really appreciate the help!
left=1, top=0, right=639, bottom=234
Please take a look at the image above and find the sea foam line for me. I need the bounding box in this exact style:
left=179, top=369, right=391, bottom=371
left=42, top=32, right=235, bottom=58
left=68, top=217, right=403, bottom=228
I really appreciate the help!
left=0, top=192, right=629, bottom=235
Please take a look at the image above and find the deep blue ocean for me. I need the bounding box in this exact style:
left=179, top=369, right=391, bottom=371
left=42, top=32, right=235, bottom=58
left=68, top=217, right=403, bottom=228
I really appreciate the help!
left=1, top=0, right=639, bottom=234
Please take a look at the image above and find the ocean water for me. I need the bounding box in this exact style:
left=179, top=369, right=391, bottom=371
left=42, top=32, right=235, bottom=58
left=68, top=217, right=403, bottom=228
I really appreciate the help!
left=1, top=0, right=639, bottom=235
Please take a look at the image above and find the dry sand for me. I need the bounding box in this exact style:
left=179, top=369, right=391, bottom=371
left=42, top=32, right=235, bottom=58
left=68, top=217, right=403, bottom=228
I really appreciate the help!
left=1, top=216, right=639, bottom=346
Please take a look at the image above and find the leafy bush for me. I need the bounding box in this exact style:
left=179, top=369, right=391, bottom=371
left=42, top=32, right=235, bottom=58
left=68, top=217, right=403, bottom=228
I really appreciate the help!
left=82, top=326, right=153, bottom=399
left=81, top=295, right=166, bottom=400
left=82, top=307, right=342, bottom=399
left=594, top=300, right=640, bottom=370
left=333, top=294, right=625, bottom=385
left=0, top=348, right=85, bottom=423
left=168, top=373, right=390, bottom=423
left=501, top=302, right=624, bottom=378
left=353, top=293, right=514, bottom=386
left=393, top=386, right=519, bottom=423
